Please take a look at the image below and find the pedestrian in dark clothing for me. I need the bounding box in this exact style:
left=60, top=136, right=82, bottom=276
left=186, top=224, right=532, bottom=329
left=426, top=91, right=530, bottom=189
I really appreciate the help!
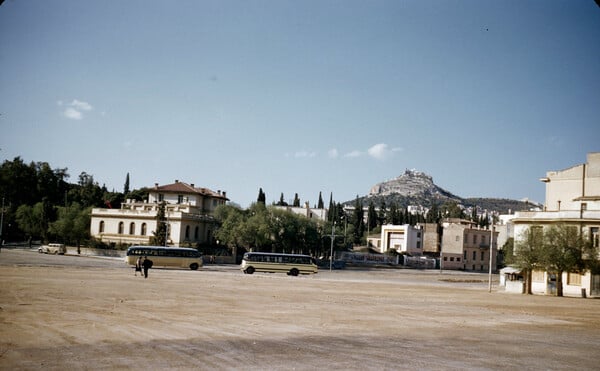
left=135, top=257, right=143, bottom=277
left=142, top=256, right=153, bottom=279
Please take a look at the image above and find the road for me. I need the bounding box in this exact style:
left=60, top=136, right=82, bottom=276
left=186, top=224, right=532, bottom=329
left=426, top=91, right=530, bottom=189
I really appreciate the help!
left=1, top=249, right=599, bottom=370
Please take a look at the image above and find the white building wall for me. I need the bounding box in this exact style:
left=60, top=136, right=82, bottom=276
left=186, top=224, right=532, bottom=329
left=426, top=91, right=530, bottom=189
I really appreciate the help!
left=380, top=224, right=423, bottom=255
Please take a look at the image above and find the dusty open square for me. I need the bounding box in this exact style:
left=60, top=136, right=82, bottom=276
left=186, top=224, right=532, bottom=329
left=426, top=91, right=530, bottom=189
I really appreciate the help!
left=1, top=249, right=599, bottom=370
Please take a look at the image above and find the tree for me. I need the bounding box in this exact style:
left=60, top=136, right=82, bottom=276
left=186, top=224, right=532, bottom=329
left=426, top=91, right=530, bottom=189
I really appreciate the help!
left=367, top=201, right=377, bottom=232
left=124, top=173, right=130, bottom=195
left=257, top=188, right=266, bottom=205
left=441, top=201, right=464, bottom=219
left=15, top=203, right=45, bottom=245
left=540, top=225, right=592, bottom=297
left=506, top=226, right=544, bottom=294
left=426, top=201, right=441, bottom=224
left=48, top=203, right=91, bottom=247
left=277, top=193, right=288, bottom=206
left=293, top=193, right=300, bottom=207
left=317, top=192, right=324, bottom=209
left=351, top=197, right=364, bottom=245
left=378, top=200, right=387, bottom=226
left=151, top=201, right=168, bottom=246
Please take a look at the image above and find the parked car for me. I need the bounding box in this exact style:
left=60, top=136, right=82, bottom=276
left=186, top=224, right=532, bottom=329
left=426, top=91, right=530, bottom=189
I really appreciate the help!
left=38, top=243, right=66, bottom=255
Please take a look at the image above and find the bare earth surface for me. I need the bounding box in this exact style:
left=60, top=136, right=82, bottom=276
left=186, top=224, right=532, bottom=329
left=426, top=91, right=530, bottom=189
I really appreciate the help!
left=1, top=249, right=599, bottom=370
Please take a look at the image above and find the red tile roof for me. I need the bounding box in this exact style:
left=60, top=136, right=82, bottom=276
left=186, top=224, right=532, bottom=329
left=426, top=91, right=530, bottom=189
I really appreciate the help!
left=154, top=181, right=228, bottom=200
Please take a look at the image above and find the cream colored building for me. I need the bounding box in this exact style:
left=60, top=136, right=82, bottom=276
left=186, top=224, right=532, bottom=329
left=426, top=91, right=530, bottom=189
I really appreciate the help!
left=511, top=152, right=600, bottom=297
left=90, top=180, right=228, bottom=247
left=440, top=220, right=498, bottom=272
left=273, top=202, right=328, bottom=221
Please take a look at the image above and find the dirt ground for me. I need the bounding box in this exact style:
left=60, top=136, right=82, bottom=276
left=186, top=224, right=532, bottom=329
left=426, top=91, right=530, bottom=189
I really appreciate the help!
left=1, top=249, right=599, bottom=370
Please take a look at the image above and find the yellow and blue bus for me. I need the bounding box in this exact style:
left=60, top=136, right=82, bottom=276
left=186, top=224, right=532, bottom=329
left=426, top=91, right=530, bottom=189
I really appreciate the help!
left=240, top=252, right=318, bottom=276
left=125, top=246, right=203, bottom=270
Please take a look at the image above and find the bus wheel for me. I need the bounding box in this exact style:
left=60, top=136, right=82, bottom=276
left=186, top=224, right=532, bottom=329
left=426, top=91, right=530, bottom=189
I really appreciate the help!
left=289, top=268, right=299, bottom=276
left=190, top=263, right=199, bottom=270
left=245, top=266, right=255, bottom=274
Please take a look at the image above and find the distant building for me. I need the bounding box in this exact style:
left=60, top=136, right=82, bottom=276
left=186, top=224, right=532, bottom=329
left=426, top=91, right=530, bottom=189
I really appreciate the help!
left=90, top=180, right=228, bottom=247
left=368, top=224, right=424, bottom=255
left=440, top=220, right=499, bottom=272
left=510, top=152, right=600, bottom=297
left=273, top=202, right=328, bottom=221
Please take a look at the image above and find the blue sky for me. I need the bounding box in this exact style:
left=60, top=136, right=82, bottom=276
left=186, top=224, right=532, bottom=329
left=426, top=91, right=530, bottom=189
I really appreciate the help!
left=1, top=1, right=599, bottom=208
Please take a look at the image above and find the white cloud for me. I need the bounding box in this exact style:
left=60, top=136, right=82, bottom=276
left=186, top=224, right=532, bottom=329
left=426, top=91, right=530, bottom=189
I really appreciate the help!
left=367, top=143, right=402, bottom=160
left=70, top=99, right=93, bottom=111
left=63, top=107, right=83, bottom=120
left=344, top=150, right=363, bottom=158
left=328, top=148, right=339, bottom=159
left=294, top=150, right=317, bottom=158
left=60, top=99, right=93, bottom=120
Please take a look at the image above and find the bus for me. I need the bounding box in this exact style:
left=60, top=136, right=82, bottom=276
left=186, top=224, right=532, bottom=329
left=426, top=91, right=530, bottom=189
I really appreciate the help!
left=125, top=246, right=203, bottom=270
left=240, top=252, right=318, bottom=276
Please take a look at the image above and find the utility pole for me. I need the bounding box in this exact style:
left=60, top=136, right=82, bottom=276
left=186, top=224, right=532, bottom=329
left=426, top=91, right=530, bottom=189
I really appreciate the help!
left=328, top=222, right=344, bottom=271
left=0, top=197, right=4, bottom=248
left=488, top=224, right=495, bottom=293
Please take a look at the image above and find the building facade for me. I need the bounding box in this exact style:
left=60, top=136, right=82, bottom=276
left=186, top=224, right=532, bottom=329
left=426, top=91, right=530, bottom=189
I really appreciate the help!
left=90, top=181, right=228, bottom=247
left=440, top=220, right=498, bottom=272
left=368, top=224, right=424, bottom=255
left=273, top=202, right=328, bottom=221
left=511, top=152, right=600, bottom=297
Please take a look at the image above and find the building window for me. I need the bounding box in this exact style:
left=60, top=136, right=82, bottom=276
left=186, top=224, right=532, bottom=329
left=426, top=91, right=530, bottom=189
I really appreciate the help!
left=481, top=251, right=485, bottom=261
left=99, top=221, right=105, bottom=233
left=472, top=251, right=476, bottom=260
left=141, top=223, right=147, bottom=236
left=158, top=194, right=164, bottom=202
left=185, top=225, right=190, bottom=239
left=129, top=222, right=135, bottom=235
left=464, top=251, right=467, bottom=260
left=567, top=272, right=581, bottom=286
left=450, top=257, right=454, bottom=262
left=481, top=235, right=486, bottom=245
left=178, top=195, right=184, bottom=204
left=118, top=222, right=124, bottom=234
left=456, top=236, right=459, bottom=242
left=416, top=241, right=421, bottom=249
left=590, top=227, right=599, bottom=248
left=194, top=226, right=199, bottom=240
left=473, top=235, right=477, bottom=244
left=532, top=270, right=545, bottom=282
left=457, top=257, right=461, bottom=262
left=444, top=257, right=448, bottom=261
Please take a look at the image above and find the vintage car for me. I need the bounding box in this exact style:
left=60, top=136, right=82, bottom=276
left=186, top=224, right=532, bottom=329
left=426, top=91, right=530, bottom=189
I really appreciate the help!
left=38, top=243, right=66, bottom=255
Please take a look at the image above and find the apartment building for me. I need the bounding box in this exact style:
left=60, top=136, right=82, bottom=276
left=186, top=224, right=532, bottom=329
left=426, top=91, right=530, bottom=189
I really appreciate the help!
left=440, top=220, right=498, bottom=272
left=511, top=152, right=600, bottom=296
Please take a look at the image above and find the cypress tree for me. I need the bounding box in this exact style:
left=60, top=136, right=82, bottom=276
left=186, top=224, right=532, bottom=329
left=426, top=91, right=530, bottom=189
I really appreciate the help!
left=124, top=173, right=130, bottom=195
left=257, top=188, right=266, bottom=205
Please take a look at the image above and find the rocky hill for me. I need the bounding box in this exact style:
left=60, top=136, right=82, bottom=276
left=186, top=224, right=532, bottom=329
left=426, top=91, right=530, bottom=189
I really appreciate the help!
left=344, top=169, right=535, bottom=214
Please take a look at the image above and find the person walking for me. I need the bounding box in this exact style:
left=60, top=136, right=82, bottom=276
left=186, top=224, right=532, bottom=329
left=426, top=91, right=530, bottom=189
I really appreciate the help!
left=142, top=256, right=153, bottom=279
left=135, top=256, right=143, bottom=277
